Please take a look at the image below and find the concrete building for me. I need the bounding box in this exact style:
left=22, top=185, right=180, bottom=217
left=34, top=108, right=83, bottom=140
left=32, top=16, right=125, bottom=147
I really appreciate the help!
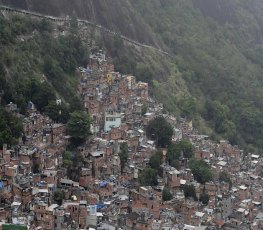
left=104, top=110, right=122, bottom=132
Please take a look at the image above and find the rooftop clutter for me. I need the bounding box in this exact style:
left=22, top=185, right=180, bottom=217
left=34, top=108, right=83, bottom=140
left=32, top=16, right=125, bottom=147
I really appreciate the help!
left=0, top=51, right=262, bottom=229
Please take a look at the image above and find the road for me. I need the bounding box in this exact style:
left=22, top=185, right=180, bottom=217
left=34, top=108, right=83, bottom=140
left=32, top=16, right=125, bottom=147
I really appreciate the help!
left=0, top=4, right=175, bottom=59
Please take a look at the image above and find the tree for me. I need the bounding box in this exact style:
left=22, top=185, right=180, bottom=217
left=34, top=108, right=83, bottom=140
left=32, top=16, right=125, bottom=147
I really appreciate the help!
left=69, top=14, right=79, bottom=35
left=53, top=190, right=65, bottom=205
left=72, top=151, right=84, bottom=167
left=149, top=151, right=163, bottom=176
left=14, top=78, right=55, bottom=113
left=0, top=109, right=23, bottom=148
left=138, top=168, right=158, bottom=186
left=220, top=120, right=237, bottom=144
left=178, top=140, right=194, bottom=159
left=69, top=96, right=84, bottom=112
left=141, top=103, right=148, bottom=115
left=63, top=151, right=73, bottom=167
left=199, top=192, right=209, bottom=205
left=119, top=142, right=128, bottom=173
left=146, top=116, right=173, bottom=147
left=171, top=159, right=181, bottom=169
left=43, top=58, right=63, bottom=80
left=38, top=19, right=53, bottom=33
left=135, top=62, right=154, bottom=83
left=189, top=158, right=213, bottom=184
left=178, top=96, right=197, bottom=118
left=44, top=101, right=70, bottom=123
left=219, top=171, right=232, bottom=189
left=31, top=82, right=56, bottom=112
left=167, top=143, right=181, bottom=165
left=204, top=100, right=230, bottom=134
left=167, top=140, right=193, bottom=166
left=0, top=17, right=14, bottom=45
left=162, top=187, right=173, bottom=201
left=66, top=111, right=91, bottom=145
left=183, top=184, right=197, bottom=200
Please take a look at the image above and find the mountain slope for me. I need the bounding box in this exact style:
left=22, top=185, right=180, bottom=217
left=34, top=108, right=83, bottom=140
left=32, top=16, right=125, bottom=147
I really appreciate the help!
left=130, top=0, right=263, bottom=152
left=2, top=0, right=263, bottom=152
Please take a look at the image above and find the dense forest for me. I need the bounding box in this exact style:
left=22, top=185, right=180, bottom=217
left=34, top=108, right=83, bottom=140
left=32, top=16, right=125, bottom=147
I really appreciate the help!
left=2, top=0, right=263, bottom=153
left=0, top=15, right=89, bottom=147
left=0, top=15, right=89, bottom=108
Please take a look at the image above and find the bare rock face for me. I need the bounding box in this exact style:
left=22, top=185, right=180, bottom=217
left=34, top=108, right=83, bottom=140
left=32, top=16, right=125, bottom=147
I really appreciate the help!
left=2, top=0, right=262, bottom=47
left=0, top=0, right=157, bottom=45
left=191, top=0, right=237, bottom=24
left=0, top=0, right=28, bottom=9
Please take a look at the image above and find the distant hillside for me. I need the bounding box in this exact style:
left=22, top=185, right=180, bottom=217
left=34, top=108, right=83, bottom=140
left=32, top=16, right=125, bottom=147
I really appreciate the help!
left=0, top=0, right=160, bottom=47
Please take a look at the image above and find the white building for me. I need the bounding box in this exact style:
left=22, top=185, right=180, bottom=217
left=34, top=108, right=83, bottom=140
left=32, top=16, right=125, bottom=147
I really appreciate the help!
left=104, top=110, right=121, bottom=132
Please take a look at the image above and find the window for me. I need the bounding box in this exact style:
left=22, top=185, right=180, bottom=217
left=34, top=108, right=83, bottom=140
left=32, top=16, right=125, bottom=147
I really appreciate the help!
left=106, top=117, right=116, bottom=122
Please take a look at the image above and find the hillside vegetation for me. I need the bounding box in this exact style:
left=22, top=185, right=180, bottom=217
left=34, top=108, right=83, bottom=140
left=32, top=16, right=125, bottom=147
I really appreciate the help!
left=130, top=0, right=263, bottom=152
left=2, top=0, right=263, bottom=153
left=0, top=14, right=89, bottom=147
